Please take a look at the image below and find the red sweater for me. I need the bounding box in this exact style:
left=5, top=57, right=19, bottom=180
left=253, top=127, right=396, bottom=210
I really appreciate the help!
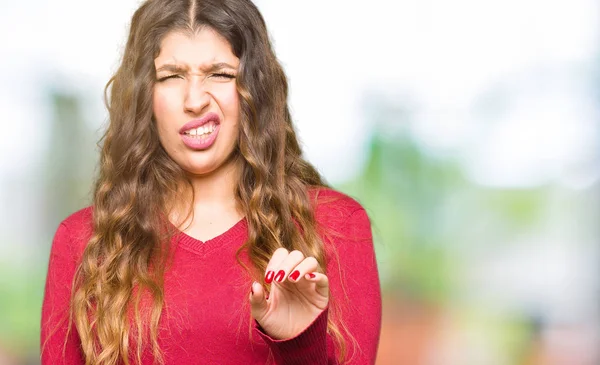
left=41, top=188, right=382, bottom=364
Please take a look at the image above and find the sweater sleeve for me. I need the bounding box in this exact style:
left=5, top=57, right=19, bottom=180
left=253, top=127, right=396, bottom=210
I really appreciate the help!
left=255, top=207, right=382, bottom=364
left=40, top=223, right=85, bottom=364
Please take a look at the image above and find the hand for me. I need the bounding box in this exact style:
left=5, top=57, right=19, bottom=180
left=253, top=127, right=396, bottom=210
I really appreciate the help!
left=249, top=248, right=329, bottom=340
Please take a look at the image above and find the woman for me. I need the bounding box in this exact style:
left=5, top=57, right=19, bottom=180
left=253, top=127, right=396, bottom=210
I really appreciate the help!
left=40, top=0, right=381, bottom=364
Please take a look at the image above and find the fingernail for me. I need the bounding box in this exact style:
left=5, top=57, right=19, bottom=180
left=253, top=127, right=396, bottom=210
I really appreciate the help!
left=265, top=271, right=274, bottom=283
left=308, top=273, right=316, bottom=279
left=274, top=270, right=285, bottom=282
left=289, top=270, right=300, bottom=281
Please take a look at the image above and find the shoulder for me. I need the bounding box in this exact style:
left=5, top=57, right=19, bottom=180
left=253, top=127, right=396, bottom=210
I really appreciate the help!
left=307, top=188, right=374, bottom=259
left=53, top=206, right=94, bottom=252
left=308, top=187, right=369, bottom=225
left=59, top=206, right=94, bottom=234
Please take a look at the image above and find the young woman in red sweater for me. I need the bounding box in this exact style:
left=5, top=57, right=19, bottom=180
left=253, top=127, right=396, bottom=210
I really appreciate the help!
left=41, top=0, right=381, bottom=364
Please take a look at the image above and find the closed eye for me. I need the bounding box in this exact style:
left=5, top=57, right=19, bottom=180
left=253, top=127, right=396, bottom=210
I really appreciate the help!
left=156, top=74, right=183, bottom=82
left=211, top=72, right=236, bottom=80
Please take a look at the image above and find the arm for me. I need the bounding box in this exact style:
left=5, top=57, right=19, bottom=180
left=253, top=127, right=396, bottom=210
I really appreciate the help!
left=254, top=207, right=382, bottom=364
left=40, top=223, right=85, bottom=364
left=325, top=208, right=382, bottom=363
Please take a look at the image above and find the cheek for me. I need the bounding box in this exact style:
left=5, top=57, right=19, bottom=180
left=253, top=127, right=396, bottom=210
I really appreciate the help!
left=152, top=89, right=172, bottom=122
left=152, top=90, right=178, bottom=146
left=222, top=92, right=240, bottom=137
left=214, top=86, right=240, bottom=118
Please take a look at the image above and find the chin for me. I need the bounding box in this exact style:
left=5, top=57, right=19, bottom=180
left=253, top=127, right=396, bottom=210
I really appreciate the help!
left=183, top=164, right=218, bottom=176
left=177, top=149, right=240, bottom=177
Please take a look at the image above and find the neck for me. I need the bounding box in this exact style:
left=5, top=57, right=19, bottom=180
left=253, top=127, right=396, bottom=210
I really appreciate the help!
left=169, top=154, right=244, bottom=226
left=191, top=161, right=240, bottom=204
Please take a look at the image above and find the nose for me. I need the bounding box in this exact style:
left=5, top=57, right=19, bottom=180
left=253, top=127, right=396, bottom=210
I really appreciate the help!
left=184, top=78, right=211, bottom=115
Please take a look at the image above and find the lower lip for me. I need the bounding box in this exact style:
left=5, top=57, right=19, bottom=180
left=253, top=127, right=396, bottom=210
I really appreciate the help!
left=180, top=125, right=220, bottom=150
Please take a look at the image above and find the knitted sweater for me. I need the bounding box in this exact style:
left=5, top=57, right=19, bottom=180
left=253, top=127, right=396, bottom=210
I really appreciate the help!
left=41, top=188, right=382, bottom=364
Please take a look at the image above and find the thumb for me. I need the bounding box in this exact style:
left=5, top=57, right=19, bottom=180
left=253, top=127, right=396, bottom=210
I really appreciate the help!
left=249, top=281, right=268, bottom=321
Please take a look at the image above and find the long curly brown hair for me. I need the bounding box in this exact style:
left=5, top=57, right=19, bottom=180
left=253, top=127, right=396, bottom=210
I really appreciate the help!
left=68, top=0, right=351, bottom=364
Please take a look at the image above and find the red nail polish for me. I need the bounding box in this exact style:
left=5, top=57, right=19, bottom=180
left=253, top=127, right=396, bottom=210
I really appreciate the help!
left=308, top=273, right=316, bottom=279
left=274, top=270, right=285, bottom=282
left=289, top=270, right=300, bottom=281
left=265, top=271, right=274, bottom=283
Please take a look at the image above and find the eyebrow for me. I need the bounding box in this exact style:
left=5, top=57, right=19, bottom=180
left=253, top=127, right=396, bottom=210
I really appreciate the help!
left=155, top=62, right=237, bottom=73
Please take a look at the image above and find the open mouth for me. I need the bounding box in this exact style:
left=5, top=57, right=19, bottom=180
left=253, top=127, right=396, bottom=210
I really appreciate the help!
left=182, top=121, right=217, bottom=140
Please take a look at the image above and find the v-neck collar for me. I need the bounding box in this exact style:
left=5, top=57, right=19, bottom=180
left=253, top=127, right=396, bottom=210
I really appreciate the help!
left=174, top=217, right=248, bottom=255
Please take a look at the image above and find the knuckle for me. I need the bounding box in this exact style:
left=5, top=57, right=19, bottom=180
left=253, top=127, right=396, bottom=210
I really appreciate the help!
left=274, top=247, right=289, bottom=256
left=305, top=256, right=319, bottom=267
left=289, top=250, right=305, bottom=260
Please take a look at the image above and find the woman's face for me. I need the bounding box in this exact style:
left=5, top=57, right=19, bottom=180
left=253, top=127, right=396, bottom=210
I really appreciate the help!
left=153, top=28, right=241, bottom=177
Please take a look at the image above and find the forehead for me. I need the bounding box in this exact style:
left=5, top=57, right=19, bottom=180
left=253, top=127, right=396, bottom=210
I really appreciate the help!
left=154, top=28, right=239, bottom=69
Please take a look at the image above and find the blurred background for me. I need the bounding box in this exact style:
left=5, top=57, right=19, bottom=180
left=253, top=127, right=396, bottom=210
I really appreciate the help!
left=1, top=0, right=598, bottom=364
